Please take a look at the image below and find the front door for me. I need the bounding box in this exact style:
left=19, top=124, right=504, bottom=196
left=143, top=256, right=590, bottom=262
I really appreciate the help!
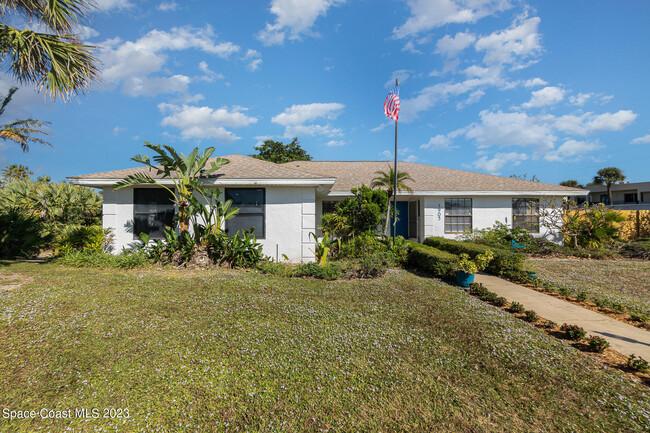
left=390, top=201, right=409, bottom=238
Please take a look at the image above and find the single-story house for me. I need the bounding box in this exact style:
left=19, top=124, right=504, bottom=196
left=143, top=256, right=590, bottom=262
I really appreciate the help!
left=67, top=154, right=587, bottom=262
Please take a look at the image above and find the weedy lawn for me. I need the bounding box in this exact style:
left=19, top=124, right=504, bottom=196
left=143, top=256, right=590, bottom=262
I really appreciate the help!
left=527, top=258, right=650, bottom=316
left=0, top=262, right=649, bottom=432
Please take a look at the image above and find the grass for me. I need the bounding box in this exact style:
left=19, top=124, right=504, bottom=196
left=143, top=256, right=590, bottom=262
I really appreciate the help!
left=526, top=258, right=650, bottom=316
left=0, top=263, right=649, bottom=432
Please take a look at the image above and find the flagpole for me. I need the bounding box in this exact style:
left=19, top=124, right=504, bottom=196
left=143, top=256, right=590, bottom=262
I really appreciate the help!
left=392, top=78, right=399, bottom=244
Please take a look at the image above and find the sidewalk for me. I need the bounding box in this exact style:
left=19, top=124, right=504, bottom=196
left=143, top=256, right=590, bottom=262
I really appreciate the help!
left=474, top=274, right=650, bottom=360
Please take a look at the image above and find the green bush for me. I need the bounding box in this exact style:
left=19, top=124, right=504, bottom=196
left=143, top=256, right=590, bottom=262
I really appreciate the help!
left=57, top=250, right=149, bottom=269
left=508, top=302, right=524, bottom=313
left=576, top=292, right=588, bottom=302
left=544, top=320, right=557, bottom=329
left=423, top=237, right=524, bottom=276
left=524, top=310, right=538, bottom=322
left=293, top=262, right=342, bottom=280
left=406, top=243, right=457, bottom=280
left=354, top=252, right=391, bottom=278
left=0, top=209, right=50, bottom=258
left=627, top=354, right=649, bottom=372
left=493, top=296, right=508, bottom=307
left=560, top=323, right=586, bottom=341
left=255, top=260, right=294, bottom=277
left=587, top=336, right=610, bottom=353
left=55, top=225, right=112, bottom=255
left=630, top=313, right=649, bottom=323
left=461, top=221, right=534, bottom=250
left=621, top=240, right=650, bottom=260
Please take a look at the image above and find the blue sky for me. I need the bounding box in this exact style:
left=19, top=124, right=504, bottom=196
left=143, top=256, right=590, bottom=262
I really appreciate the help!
left=1, top=0, right=649, bottom=186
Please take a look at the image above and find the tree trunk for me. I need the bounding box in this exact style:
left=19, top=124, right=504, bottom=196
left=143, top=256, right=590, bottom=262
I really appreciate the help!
left=607, top=183, right=613, bottom=206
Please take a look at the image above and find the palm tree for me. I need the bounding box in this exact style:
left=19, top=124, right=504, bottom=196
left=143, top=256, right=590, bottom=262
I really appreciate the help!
left=592, top=167, right=626, bottom=206
left=371, top=166, right=414, bottom=235
left=114, top=143, right=229, bottom=235
left=0, top=87, right=51, bottom=152
left=559, top=180, right=584, bottom=189
left=2, top=164, right=33, bottom=180
left=0, top=0, right=100, bottom=100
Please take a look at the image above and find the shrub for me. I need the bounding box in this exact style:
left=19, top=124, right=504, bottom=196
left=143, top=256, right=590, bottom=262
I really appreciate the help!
left=468, top=283, right=489, bottom=297
left=558, top=287, right=571, bottom=297
left=587, top=336, right=610, bottom=353
left=55, top=225, right=112, bottom=255
left=423, top=237, right=524, bottom=276
left=293, top=262, right=342, bottom=280
left=508, top=302, right=524, bottom=314
left=627, top=355, right=649, bottom=372
left=0, top=209, right=50, bottom=258
left=493, top=296, right=508, bottom=307
left=355, top=252, right=390, bottom=278
left=524, top=310, right=538, bottom=322
left=483, top=292, right=499, bottom=304
left=611, top=302, right=627, bottom=313
left=621, top=239, right=650, bottom=260
left=57, top=250, right=149, bottom=269
left=576, top=292, right=588, bottom=302
left=630, top=313, right=649, bottom=323
left=407, top=243, right=457, bottom=280
left=544, top=320, right=557, bottom=329
left=255, top=261, right=294, bottom=277
left=594, top=298, right=611, bottom=309
left=457, top=251, right=494, bottom=274
left=560, top=323, right=586, bottom=341
left=461, top=221, right=534, bottom=250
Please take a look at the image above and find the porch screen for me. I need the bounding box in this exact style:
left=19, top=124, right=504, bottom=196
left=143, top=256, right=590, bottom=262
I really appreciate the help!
left=133, top=188, right=175, bottom=239
left=444, top=198, right=472, bottom=233
left=225, top=188, right=265, bottom=238
left=512, top=198, right=540, bottom=233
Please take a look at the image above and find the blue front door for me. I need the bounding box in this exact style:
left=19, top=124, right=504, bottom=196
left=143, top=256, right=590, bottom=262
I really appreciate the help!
left=390, top=201, right=409, bottom=238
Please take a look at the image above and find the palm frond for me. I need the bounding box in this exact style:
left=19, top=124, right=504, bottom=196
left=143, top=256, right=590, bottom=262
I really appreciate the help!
left=0, top=118, right=51, bottom=152
left=113, top=172, right=157, bottom=189
left=0, top=24, right=99, bottom=100
left=0, top=86, right=18, bottom=116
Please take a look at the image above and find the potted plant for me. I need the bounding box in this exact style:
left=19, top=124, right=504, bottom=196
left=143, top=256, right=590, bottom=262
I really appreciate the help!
left=455, top=251, right=494, bottom=287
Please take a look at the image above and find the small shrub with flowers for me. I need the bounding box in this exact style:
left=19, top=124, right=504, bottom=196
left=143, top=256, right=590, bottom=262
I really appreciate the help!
left=560, top=323, right=586, bottom=341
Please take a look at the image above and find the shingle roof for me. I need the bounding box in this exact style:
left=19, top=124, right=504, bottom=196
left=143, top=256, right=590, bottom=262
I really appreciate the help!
left=282, top=160, right=587, bottom=193
left=68, top=154, right=328, bottom=180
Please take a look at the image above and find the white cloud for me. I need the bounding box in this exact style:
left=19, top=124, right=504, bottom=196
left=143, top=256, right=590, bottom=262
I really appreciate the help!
left=257, top=0, right=345, bottom=46
left=326, top=140, right=345, bottom=147
left=112, top=126, right=125, bottom=135
left=393, top=0, right=513, bottom=39
left=272, top=102, right=345, bottom=138
left=158, top=103, right=258, bottom=143
left=95, top=0, right=132, bottom=11
left=420, top=134, right=456, bottom=150
left=632, top=134, right=650, bottom=144
left=402, top=41, right=422, bottom=54
left=197, top=61, right=224, bottom=82
left=384, top=70, right=413, bottom=88
left=436, top=32, right=476, bottom=57
left=522, top=86, right=565, bottom=108
left=473, top=152, right=528, bottom=174
left=553, top=110, right=637, bottom=135
left=99, top=26, right=240, bottom=96
left=78, top=26, right=99, bottom=40
left=544, top=139, right=601, bottom=162
left=242, top=49, right=262, bottom=71
left=465, top=110, right=557, bottom=151
left=524, top=77, right=547, bottom=87
left=569, top=93, right=592, bottom=106
left=371, top=121, right=390, bottom=132
left=474, top=16, right=541, bottom=66
left=157, top=1, right=178, bottom=11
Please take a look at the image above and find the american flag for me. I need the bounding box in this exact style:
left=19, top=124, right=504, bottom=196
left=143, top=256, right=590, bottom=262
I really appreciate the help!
left=384, top=85, right=400, bottom=121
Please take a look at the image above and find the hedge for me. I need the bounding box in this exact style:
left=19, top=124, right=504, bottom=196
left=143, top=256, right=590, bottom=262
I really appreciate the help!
left=406, top=242, right=457, bottom=280
left=423, top=237, right=524, bottom=276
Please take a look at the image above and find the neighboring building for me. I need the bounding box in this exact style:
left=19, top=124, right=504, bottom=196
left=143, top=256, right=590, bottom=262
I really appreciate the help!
left=68, top=154, right=587, bottom=262
left=587, top=181, right=650, bottom=208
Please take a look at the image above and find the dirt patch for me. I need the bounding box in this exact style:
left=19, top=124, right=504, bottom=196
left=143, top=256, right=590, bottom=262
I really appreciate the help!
left=0, top=273, right=32, bottom=291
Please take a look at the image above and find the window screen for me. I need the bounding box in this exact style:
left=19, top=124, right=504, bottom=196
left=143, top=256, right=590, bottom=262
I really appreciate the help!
left=444, top=198, right=472, bottom=233
left=133, top=188, right=175, bottom=239
left=512, top=198, right=540, bottom=233
left=225, top=188, right=265, bottom=238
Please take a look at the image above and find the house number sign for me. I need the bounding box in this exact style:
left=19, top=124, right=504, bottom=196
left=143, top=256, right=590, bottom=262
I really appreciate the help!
left=437, top=204, right=441, bottom=221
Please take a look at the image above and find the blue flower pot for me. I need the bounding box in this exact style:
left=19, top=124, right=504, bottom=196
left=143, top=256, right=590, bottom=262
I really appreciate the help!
left=456, top=271, right=475, bottom=287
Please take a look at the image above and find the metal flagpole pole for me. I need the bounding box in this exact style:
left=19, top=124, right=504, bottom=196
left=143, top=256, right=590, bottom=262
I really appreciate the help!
left=393, top=78, right=399, bottom=244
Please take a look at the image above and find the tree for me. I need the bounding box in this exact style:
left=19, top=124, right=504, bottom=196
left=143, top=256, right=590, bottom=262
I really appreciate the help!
left=559, top=180, right=584, bottom=189
left=321, top=185, right=388, bottom=240
left=370, top=166, right=414, bottom=235
left=592, top=167, right=625, bottom=205
left=0, top=87, right=51, bottom=152
left=250, top=138, right=312, bottom=163
left=2, top=164, right=33, bottom=180
left=0, top=0, right=100, bottom=100
left=114, top=143, right=229, bottom=235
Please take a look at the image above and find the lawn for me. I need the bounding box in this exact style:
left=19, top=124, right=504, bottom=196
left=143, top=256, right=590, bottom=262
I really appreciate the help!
left=527, top=258, right=650, bottom=316
left=1, top=262, right=649, bottom=432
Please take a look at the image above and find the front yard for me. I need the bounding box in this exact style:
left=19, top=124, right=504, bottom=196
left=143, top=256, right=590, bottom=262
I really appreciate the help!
left=527, top=258, right=650, bottom=316
left=1, top=262, right=649, bottom=432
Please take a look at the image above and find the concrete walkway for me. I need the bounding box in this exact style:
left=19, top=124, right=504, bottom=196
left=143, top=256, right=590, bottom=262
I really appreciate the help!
left=474, top=274, right=650, bottom=360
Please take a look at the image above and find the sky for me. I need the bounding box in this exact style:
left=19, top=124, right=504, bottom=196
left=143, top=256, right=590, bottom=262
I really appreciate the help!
left=1, top=0, right=649, bottom=186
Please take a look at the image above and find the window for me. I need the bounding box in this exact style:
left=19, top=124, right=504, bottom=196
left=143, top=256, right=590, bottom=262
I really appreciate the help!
left=444, top=198, right=472, bottom=233
left=512, top=198, right=540, bottom=233
left=624, top=193, right=636, bottom=203
left=133, top=188, right=175, bottom=239
left=322, top=201, right=338, bottom=215
left=600, top=194, right=610, bottom=205
left=226, top=188, right=265, bottom=238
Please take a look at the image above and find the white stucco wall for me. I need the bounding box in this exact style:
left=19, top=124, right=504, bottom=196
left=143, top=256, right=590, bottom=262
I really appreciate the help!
left=103, top=185, right=316, bottom=262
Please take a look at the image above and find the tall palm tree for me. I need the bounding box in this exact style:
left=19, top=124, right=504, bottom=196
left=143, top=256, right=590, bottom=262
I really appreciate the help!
left=559, top=179, right=584, bottom=189
left=371, top=166, right=414, bottom=235
left=0, top=0, right=100, bottom=100
left=0, top=87, right=50, bottom=152
left=114, top=143, right=229, bottom=235
left=592, top=167, right=626, bottom=206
